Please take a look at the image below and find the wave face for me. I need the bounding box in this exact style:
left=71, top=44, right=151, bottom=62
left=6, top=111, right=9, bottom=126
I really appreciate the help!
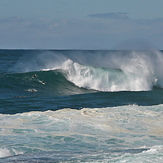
left=10, top=50, right=163, bottom=93
left=0, top=70, right=92, bottom=98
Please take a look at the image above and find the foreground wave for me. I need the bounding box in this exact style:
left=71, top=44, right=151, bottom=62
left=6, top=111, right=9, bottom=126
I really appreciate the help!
left=0, top=104, right=163, bottom=162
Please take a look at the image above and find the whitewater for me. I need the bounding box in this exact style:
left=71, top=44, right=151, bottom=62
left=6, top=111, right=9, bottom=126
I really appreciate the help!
left=0, top=49, right=163, bottom=162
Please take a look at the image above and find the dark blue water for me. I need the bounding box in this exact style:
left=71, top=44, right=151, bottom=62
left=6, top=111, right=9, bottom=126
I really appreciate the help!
left=0, top=50, right=163, bottom=162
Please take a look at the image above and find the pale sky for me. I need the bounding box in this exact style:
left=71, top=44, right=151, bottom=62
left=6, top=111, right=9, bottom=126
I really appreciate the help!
left=0, top=0, right=163, bottom=49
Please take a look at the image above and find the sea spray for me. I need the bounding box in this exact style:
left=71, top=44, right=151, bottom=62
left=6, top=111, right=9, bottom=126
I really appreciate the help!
left=61, top=58, right=157, bottom=91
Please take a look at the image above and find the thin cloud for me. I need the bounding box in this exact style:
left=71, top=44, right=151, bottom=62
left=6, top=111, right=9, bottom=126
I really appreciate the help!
left=0, top=16, right=163, bottom=49
left=88, top=12, right=129, bottom=20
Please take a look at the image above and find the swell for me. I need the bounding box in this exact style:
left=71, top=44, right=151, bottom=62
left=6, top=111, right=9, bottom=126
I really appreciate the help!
left=1, top=63, right=162, bottom=100
left=2, top=49, right=163, bottom=94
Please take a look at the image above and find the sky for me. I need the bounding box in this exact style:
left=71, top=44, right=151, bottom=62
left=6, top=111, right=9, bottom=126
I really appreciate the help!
left=0, top=0, right=163, bottom=49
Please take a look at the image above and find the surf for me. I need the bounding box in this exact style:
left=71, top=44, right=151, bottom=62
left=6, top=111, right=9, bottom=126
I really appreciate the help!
left=5, top=49, right=163, bottom=93
left=0, top=104, right=163, bottom=161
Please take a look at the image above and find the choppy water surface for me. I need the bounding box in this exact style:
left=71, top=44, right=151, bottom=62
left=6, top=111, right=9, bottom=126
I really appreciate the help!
left=0, top=50, right=163, bottom=162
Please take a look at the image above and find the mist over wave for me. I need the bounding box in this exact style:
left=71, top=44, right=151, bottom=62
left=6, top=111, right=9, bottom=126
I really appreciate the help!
left=13, top=50, right=163, bottom=92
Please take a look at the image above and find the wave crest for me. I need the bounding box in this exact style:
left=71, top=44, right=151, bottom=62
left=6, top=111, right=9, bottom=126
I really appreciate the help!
left=61, top=58, right=157, bottom=92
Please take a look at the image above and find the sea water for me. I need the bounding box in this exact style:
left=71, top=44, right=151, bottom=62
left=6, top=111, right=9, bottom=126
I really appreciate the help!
left=0, top=50, right=163, bottom=162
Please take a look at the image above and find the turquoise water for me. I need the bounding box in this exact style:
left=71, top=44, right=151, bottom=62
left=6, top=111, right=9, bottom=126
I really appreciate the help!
left=0, top=50, right=163, bottom=162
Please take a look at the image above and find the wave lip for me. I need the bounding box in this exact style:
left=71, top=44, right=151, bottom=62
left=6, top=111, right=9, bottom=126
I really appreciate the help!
left=61, top=58, right=158, bottom=92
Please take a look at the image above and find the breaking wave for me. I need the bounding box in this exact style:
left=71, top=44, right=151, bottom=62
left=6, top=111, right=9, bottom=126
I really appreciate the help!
left=6, top=50, right=163, bottom=94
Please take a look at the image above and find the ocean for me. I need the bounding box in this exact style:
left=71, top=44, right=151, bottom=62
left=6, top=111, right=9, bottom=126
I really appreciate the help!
left=0, top=49, right=163, bottom=162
